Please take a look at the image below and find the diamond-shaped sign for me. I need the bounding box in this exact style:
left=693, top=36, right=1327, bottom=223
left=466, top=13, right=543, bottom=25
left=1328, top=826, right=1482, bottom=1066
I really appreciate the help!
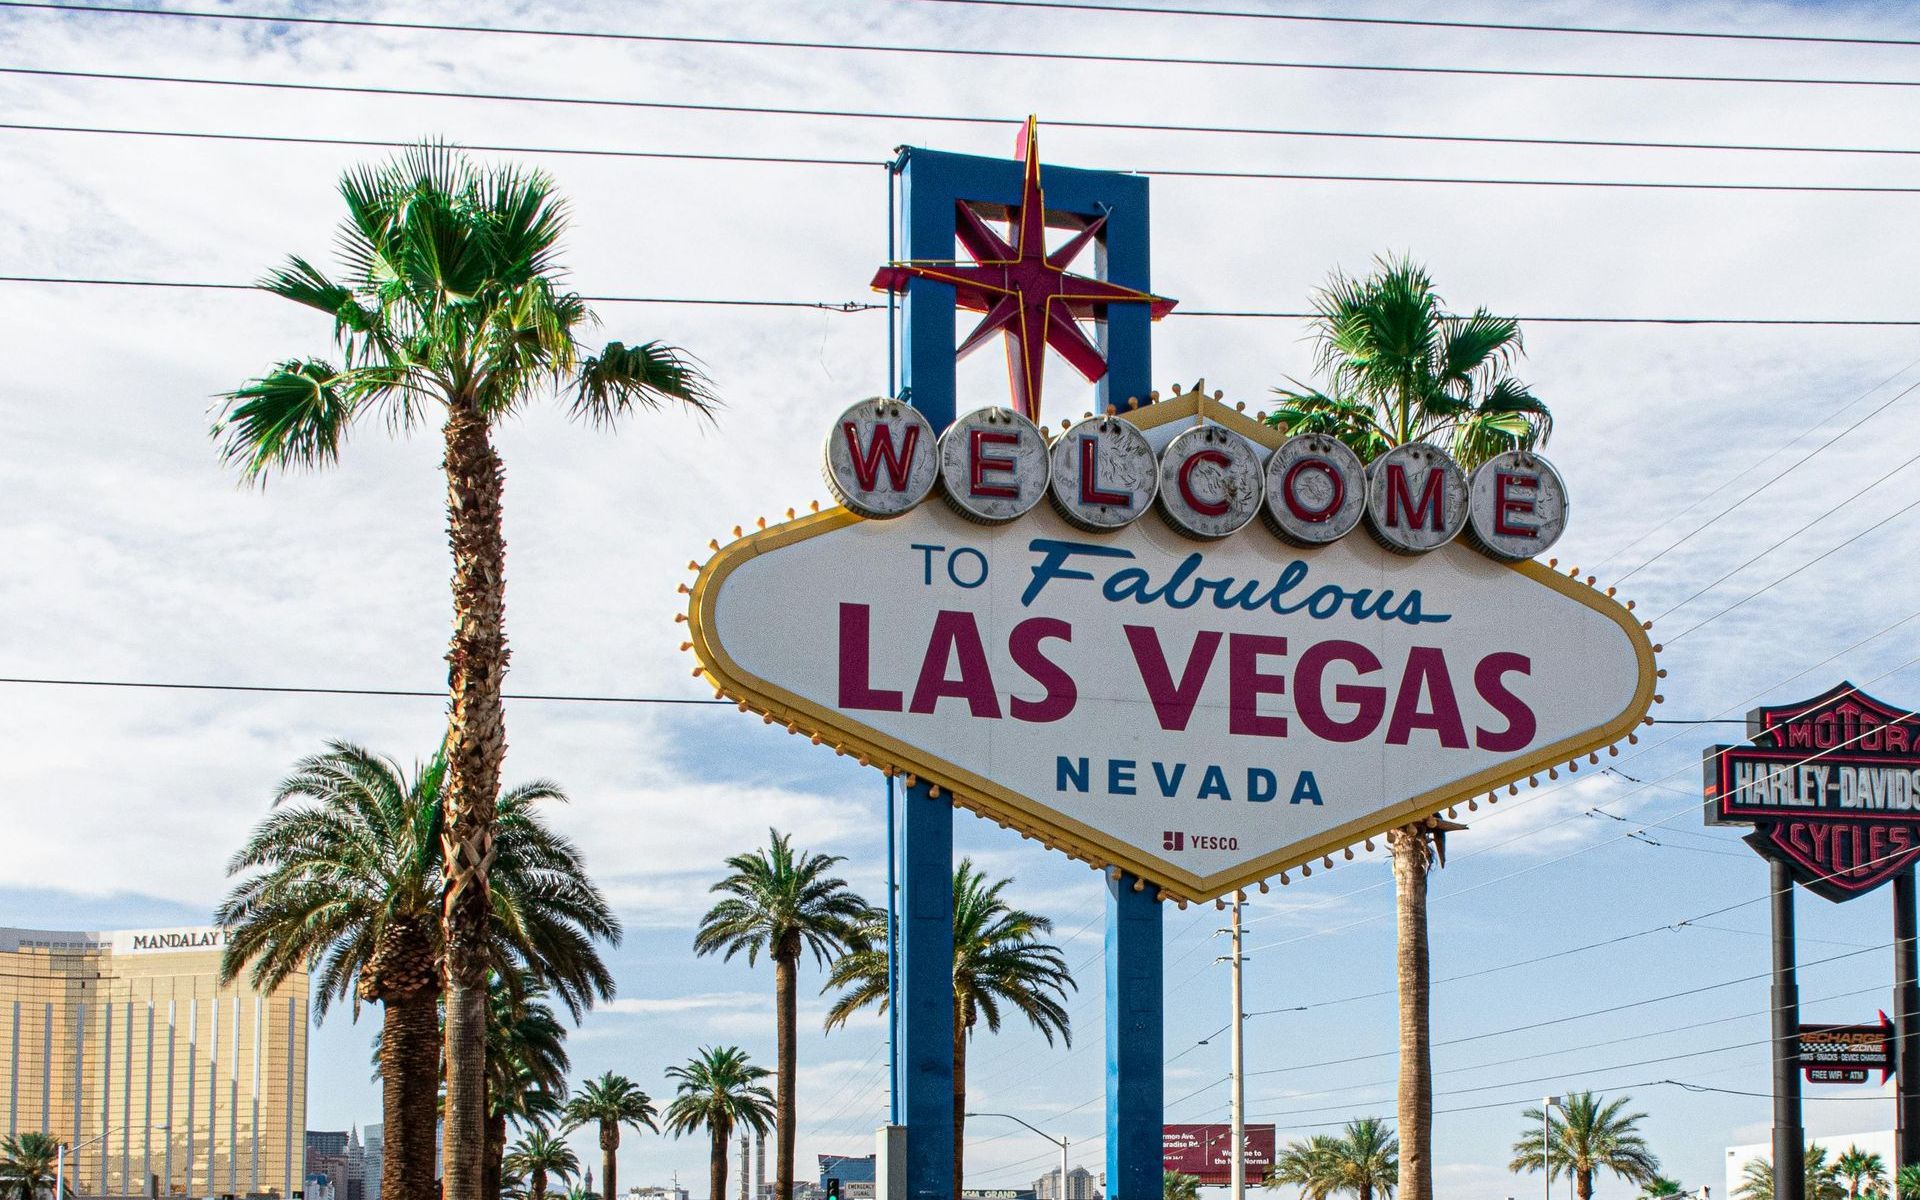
left=688, top=401, right=1657, bottom=901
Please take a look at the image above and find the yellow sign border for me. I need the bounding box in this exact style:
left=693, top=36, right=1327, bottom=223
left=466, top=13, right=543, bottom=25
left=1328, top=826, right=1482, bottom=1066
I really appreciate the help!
left=687, top=393, right=1659, bottom=902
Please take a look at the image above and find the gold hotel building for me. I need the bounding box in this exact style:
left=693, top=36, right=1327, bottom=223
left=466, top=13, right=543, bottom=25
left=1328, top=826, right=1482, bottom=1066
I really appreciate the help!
left=1, top=926, right=308, bottom=1199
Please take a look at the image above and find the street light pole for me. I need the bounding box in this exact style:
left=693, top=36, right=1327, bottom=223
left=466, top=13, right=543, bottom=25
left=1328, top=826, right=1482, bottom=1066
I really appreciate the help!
left=966, top=1112, right=1068, bottom=1199
left=58, top=1128, right=112, bottom=1200
left=1228, top=892, right=1246, bottom=1200
left=1542, top=1097, right=1561, bottom=1200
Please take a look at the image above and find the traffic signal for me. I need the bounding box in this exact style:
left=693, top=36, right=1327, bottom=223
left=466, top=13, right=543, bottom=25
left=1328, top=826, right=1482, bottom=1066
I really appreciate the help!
left=825, top=1179, right=842, bottom=1200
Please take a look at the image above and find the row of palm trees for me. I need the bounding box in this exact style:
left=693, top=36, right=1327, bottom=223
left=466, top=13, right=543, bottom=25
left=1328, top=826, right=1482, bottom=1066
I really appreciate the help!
left=1257, top=1092, right=1661, bottom=1200
left=1735, top=1144, right=1912, bottom=1200
left=691, top=831, right=1074, bottom=1200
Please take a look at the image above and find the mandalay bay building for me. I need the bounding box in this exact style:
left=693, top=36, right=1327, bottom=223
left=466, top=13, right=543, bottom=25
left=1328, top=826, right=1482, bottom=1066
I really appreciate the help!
left=1, top=926, right=309, bottom=1199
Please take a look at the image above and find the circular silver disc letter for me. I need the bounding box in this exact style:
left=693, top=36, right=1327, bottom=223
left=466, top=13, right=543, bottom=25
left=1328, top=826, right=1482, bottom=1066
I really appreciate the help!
left=1263, top=434, right=1367, bottom=545
left=1466, top=451, right=1569, bottom=561
left=1048, top=416, right=1159, bottom=530
left=1364, top=443, right=1469, bottom=554
left=937, top=406, right=1050, bottom=523
left=822, top=397, right=938, bottom=519
left=1158, top=425, right=1264, bottom=539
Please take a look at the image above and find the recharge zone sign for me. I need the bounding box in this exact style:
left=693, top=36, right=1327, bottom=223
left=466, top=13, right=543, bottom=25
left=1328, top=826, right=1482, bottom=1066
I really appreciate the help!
left=687, top=390, right=1658, bottom=901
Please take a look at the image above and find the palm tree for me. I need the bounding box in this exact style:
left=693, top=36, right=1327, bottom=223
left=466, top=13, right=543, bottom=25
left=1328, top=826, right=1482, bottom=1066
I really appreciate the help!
left=1265, top=1119, right=1398, bottom=1200
left=1266, top=254, right=1550, bottom=466
left=218, top=742, right=619, bottom=1200
left=1835, top=1147, right=1887, bottom=1200
left=562, top=1073, right=658, bottom=1200
left=214, top=142, right=716, bottom=1200
left=1735, top=1146, right=1846, bottom=1200
left=505, top=1129, right=578, bottom=1200
left=1164, top=1169, right=1202, bottom=1200
left=0, top=1133, right=65, bottom=1200
left=1270, top=258, right=1548, bottom=1200
left=1640, top=1178, right=1687, bottom=1200
left=695, top=829, right=873, bottom=1200
left=487, top=982, right=570, bottom=1200
left=1896, top=1163, right=1920, bottom=1200
left=1511, top=1092, right=1661, bottom=1200
left=663, top=1047, right=775, bottom=1200
left=824, top=857, right=1073, bottom=1199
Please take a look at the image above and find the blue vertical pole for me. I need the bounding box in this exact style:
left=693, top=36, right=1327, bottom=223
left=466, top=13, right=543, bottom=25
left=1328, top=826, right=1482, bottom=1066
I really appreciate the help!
left=895, top=145, right=958, bottom=1200
left=1107, top=879, right=1164, bottom=1200
left=1095, top=171, right=1161, bottom=1200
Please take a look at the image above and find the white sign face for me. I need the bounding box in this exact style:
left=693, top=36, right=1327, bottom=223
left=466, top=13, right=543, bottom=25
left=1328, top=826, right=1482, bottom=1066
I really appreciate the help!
left=690, top=499, right=1655, bottom=900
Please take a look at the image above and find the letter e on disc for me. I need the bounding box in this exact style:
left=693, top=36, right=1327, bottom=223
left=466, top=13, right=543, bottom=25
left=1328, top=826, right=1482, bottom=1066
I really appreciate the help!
left=822, top=397, right=938, bottom=518
left=1466, top=451, right=1568, bottom=561
left=1048, top=416, right=1159, bottom=530
left=1263, top=434, right=1367, bottom=545
left=1158, top=424, right=1264, bottom=539
left=938, top=406, right=1051, bottom=523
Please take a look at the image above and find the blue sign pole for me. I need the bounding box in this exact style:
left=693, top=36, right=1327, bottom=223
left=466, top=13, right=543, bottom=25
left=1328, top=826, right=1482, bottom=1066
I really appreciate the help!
left=889, top=139, right=1161, bottom=1200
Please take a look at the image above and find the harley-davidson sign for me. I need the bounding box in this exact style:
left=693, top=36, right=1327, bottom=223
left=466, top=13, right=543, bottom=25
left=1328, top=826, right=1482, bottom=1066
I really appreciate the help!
left=688, top=393, right=1657, bottom=901
left=1704, top=682, right=1920, bottom=901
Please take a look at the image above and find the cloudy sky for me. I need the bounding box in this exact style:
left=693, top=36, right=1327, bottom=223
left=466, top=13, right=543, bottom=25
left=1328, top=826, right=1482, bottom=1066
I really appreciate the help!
left=4, top=0, right=1920, bottom=1194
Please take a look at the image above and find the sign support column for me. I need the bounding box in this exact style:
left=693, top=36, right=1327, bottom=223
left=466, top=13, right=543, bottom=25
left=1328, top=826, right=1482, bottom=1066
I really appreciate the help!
left=1897, top=868, right=1920, bottom=1169
left=1108, top=877, right=1162, bottom=1200
left=1771, top=859, right=1806, bottom=1200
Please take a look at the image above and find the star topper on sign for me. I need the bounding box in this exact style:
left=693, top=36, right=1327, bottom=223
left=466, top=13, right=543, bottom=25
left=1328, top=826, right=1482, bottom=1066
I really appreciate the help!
left=871, top=117, right=1178, bottom=421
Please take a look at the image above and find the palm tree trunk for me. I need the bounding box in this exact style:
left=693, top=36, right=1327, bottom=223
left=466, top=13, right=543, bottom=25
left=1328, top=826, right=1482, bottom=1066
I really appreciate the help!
left=441, top=404, right=510, bottom=1200
left=776, top=952, right=797, bottom=1200
left=531, top=1167, right=546, bottom=1200
left=1389, top=826, right=1432, bottom=1200
left=710, top=1124, right=730, bottom=1200
left=601, top=1127, right=618, bottom=1200
left=1577, top=1168, right=1594, bottom=1200
left=952, top=1001, right=968, bottom=1200
left=485, top=1110, right=506, bottom=1200
left=378, top=991, right=442, bottom=1200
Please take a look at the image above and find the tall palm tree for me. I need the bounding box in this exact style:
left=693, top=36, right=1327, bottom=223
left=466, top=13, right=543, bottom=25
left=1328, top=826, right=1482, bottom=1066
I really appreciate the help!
left=1835, top=1147, right=1887, bottom=1200
left=218, top=742, right=619, bottom=1200
left=561, top=1073, right=658, bottom=1200
left=1268, top=258, right=1549, bottom=1200
left=1266, top=254, right=1550, bottom=465
left=824, top=858, right=1073, bottom=1198
left=1896, top=1163, right=1920, bottom=1200
left=1735, top=1146, right=1847, bottom=1200
left=505, top=1130, right=578, bottom=1200
left=694, top=829, right=873, bottom=1200
left=1265, top=1119, right=1398, bottom=1200
left=1511, top=1092, right=1661, bottom=1200
left=663, top=1047, right=775, bottom=1200
left=214, top=142, right=716, bottom=1200
left=0, top=1133, right=65, bottom=1200
left=1164, top=1169, right=1202, bottom=1200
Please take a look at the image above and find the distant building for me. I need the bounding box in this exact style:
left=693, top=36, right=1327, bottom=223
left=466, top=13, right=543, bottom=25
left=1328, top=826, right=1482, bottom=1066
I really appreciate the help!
left=817, top=1153, right=875, bottom=1200
left=0, top=925, right=310, bottom=1199
left=360, top=1126, right=383, bottom=1200
left=1031, top=1164, right=1098, bottom=1200
left=306, top=1131, right=350, bottom=1200
left=625, top=1187, right=688, bottom=1200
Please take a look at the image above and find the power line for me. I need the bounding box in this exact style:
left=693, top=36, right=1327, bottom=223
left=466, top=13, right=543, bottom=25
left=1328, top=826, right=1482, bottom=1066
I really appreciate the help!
left=22, top=66, right=1920, bottom=163
left=13, top=2, right=1920, bottom=88
left=3, top=275, right=1917, bottom=328
left=909, top=0, right=1920, bottom=50
left=0, top=676, right=731, bottom=705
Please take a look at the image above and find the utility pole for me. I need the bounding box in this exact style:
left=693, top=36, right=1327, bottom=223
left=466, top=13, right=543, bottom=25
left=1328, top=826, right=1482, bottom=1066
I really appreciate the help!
left=1541, top=1098, right=1559, bottom=1200
left=1771, top=860, right=1806, bottom=1200
left=1218, top=891, right=1248, bottom=1200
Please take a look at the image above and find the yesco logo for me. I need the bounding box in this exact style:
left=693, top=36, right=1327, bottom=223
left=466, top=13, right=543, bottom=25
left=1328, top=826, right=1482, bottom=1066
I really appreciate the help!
left=1164, top=830, right=1239, bottom=852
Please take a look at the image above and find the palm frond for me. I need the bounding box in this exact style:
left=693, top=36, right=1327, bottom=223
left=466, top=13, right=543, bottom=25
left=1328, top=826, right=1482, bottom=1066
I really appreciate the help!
left=213, top=359, right=361, bottom=481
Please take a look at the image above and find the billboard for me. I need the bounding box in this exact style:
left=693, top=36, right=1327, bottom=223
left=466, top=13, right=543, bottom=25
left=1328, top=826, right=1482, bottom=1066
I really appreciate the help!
left=688, top=393, right=1657, bottom=901
left=1163, top=1124, right=1276, bottom=1185
left=1799, top=1014, right=1895, bottom=1084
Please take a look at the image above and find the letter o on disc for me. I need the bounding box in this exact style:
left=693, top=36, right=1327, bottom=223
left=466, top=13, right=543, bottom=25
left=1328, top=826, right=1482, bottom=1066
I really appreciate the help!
left=1364, top=442, right=1469, bottom=554
left=1263, top=434, right=1367, bottom=545
left=1465, top=450, right=1569, bottom=561
left=1048, top=416, right=1159, bottom=530
left=822, top=397, right=938, bottom=519
left=1158, top=424, right=1264, bottom=539
left=937, top=406, right=1050, bottom=523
